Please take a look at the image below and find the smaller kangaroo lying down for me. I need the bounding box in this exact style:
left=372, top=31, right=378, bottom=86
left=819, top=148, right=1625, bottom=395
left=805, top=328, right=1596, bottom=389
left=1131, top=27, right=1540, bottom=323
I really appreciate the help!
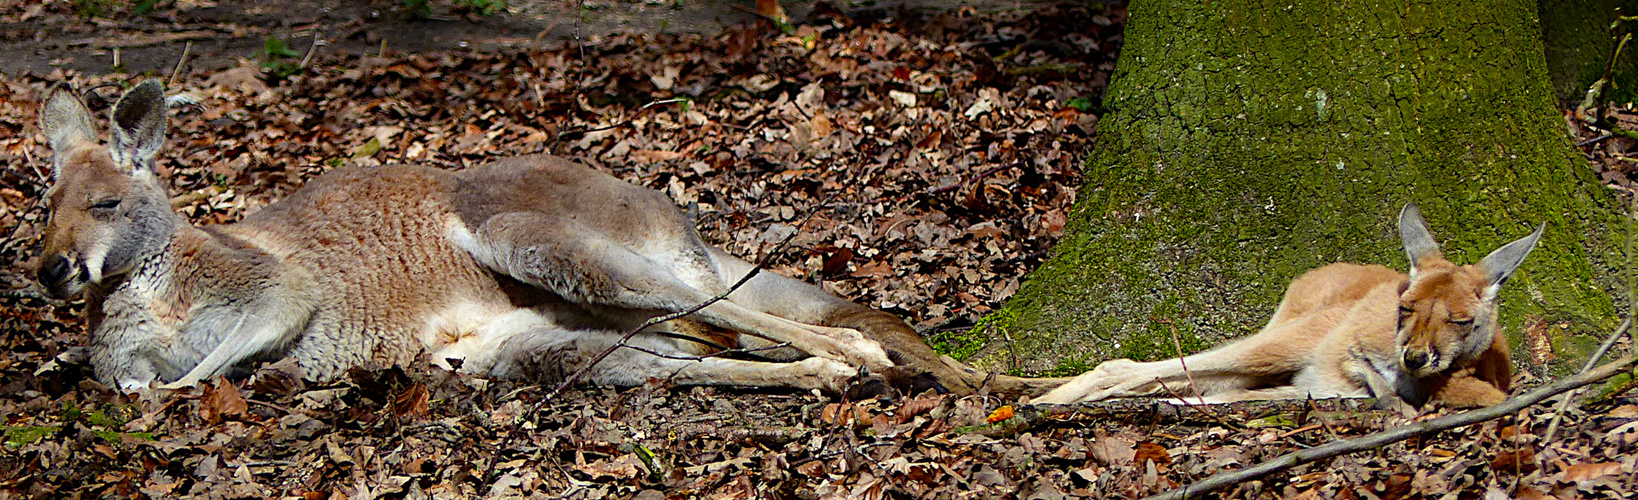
left=1036, top=203, right=1542, bottom=411
left=36, top=80, right=1060, bottom=397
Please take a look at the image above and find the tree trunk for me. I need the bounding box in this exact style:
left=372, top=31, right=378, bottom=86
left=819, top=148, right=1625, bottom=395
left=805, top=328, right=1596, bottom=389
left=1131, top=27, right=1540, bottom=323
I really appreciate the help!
left=953, top=0, right=1625, bottom=376
left=1538, top=0, right=1638, bottom=107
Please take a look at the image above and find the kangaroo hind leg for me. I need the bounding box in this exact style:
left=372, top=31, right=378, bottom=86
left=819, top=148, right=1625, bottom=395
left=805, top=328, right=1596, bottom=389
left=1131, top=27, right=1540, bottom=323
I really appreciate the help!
left=451, top=212, right=892, bottom=369
left=492, top=325, right=857, bottom=393
left=1037, top=321, right=1318, bottom=404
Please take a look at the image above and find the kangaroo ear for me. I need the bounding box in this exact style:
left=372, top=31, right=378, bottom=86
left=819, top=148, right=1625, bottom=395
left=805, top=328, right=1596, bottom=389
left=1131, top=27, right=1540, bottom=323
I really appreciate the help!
left=1477, top=222, right=1544, bottom=296
left=39, top=85, right=97, bottom=178
left=108, top=80, right=168, bottom=174
left=1398, top=202, right=1441, bottom=276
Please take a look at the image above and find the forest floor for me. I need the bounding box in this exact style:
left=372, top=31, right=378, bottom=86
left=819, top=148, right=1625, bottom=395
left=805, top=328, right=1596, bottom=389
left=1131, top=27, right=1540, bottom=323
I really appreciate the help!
left=2, top=1, right=1637, bottom=498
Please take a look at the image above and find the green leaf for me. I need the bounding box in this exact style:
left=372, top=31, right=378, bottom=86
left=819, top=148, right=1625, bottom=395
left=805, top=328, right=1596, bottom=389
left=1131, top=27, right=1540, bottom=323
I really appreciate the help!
left=1065, top=96, right=1097, bottom=113
left=263, top=36, right=302, bottom=59
left=352, top=137, right=382, bottom=160
left=1243, top=414, right=1297, bottom=429
left=404, top=0, right=432, bottom=20
left=633, top=444, right=663, bottom=482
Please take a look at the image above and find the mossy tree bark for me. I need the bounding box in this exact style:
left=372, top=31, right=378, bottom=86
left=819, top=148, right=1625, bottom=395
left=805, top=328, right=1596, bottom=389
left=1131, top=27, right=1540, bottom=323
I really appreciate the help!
left=1539, top=0, right=1638, bottom=107
left=951, top=0, right=1625, bottom=376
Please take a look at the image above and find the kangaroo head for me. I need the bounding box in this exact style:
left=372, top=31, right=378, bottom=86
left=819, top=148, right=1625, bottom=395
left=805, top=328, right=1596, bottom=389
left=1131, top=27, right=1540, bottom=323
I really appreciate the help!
left=37, top=80, right=180, bottom=299
left=1394, top=202, right=1542, bottom=378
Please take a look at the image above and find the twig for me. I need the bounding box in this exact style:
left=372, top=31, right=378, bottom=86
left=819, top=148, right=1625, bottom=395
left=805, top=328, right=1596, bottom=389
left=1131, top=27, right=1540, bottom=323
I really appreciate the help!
left=167, top=41, right=192, bottom=86
left=299, top=31, right=324, bottom=69
left=245, top=398, right=299, bottom=415
left=1546, top=197, right=1638, bottom=440
left=554, top=98, right=690, bottom=140
left=530, top=0, right=576, bottom=49
left=1304, top=397, right=1340, bottom=438
left=788, top=441, right=898, bottom=468
left=1543, top=317, right=1632, bottom=441
left=1163, top=320, right=1205, bottom=405
left=1277, top=424, right=1323, bottom=439
left=1154, top=378, right=1237, bottom=430
left=575, top=0, right=585, bottom=94
left=529, top=189, right=841, bottom=410
left=620, top=341, right=793, bottom=362
left=1000, top=327, right=1021, bottom=372
left=1142, top=347, right=1638, bottom=500
left=21, top=147, right=47, bottom=187
left=1579, top=134, right=1613, bottom=147
left=1578, top=32, right=1633, bottom=120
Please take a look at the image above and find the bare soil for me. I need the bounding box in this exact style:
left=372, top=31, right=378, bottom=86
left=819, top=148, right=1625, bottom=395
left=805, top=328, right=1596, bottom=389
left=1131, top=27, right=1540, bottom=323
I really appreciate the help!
left=2, top=0, right=1067, bottom=77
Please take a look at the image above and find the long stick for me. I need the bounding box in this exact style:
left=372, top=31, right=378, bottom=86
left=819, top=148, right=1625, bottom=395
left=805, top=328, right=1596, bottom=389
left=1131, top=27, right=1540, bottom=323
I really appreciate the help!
left=1143, top=349, right=1638, bottom=500
left=1545, top=198, right=1638, bottom=440
left=1542, top=317, right=1630, bottom=441
left=167, top=41, right=192, bottom=86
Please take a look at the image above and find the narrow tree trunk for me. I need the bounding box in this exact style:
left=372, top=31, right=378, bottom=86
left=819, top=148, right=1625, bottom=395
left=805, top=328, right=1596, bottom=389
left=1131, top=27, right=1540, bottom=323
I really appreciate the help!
left=955, top=0, right=1625, bottom=376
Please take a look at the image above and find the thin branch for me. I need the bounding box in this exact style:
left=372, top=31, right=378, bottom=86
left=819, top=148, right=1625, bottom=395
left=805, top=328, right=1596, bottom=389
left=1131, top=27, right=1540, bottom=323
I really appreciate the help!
left=1543, top=317, right=1631, bottom=441
left=1154, top=378, right=1237, bottom=430
left=1162, top=319, right=1205, bottom=405
left=167, top=41, right=192, bottom=86
left=620, top=341, right=793, bottom=361
left=1579, top=134, right=1613, bottom=147
left=1304, top=397, right=1340, bottom=438
left=1545, top=197, right=1638, bottom=440
left=298, top=30, right=325, bottom=69
left=531, top=189, right=842, bottom=408
left=541, top=229, right=782, bottom=401
left=1577, top=32, right=1633, bottom=119
left=1143, top=347, right=1638, bottom=500
left=554, top=98, right=690, bottom=140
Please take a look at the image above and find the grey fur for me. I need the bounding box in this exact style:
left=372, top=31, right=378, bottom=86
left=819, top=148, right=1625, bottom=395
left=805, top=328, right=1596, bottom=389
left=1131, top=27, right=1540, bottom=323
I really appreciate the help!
left=43, top=79, right=1031, bottom=396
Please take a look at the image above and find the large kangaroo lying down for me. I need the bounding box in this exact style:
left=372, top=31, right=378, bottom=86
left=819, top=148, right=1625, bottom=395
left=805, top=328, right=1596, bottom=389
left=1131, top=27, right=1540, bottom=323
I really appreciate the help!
left=36, top=80, right=1060, bottom=397
left=1037, top=203, right=1542, bottom=411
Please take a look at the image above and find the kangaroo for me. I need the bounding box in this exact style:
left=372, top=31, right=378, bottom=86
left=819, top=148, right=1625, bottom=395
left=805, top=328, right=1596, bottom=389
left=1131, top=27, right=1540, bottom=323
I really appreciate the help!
left=1035, top=203, right=1542, bottom=410
left=36, top=80, right=1060, bottom=397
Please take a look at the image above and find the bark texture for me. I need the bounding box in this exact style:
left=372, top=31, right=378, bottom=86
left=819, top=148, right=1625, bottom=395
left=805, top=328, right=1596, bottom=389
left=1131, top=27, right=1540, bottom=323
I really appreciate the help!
left=953, top=0, right=1625, bottom=376
left=1538, top=0, right=1638, bottom=107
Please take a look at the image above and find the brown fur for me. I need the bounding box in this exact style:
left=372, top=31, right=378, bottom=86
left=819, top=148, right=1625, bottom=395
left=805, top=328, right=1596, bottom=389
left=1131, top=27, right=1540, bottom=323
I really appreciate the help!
left=1036, top=204, right=1541, bottom=412
left=36, top=80, right=1057, bottom=397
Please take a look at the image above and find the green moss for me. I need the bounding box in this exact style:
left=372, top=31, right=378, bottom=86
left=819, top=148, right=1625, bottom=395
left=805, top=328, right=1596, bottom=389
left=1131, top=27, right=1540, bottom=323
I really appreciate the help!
left=3, top=426, right=58, bottom=448
left=930, top=325, right=989, bottom=361
left=1033, top=357, right=1093, bottom=378
left=93, top=430, right=155, bottom=443
left=978, top=0, right=1624, bottom=376
left=1599, top=371, right=1634, bottom=398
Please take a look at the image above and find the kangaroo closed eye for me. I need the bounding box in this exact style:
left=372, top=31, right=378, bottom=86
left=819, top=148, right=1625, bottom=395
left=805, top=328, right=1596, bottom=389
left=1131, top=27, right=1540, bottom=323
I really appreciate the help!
left=1037, top=201, right=1537, bottom=412
left=40, top=78, right=1059, bottom=400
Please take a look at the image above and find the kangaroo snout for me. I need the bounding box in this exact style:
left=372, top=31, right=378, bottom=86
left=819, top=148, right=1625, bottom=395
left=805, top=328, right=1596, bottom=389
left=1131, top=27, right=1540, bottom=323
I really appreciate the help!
left=37, top=253, right=84, bottom=299
left=1402, top=349, right=1428, bottom=370
left=1401, top=347, right=1440, bottom=375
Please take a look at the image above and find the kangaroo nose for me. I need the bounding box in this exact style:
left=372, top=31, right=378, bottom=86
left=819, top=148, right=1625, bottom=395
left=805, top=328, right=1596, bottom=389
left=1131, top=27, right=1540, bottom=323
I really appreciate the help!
left=1403, top=351, right=1429, bottom=371
left=39, top=254, right=72, bottom=288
